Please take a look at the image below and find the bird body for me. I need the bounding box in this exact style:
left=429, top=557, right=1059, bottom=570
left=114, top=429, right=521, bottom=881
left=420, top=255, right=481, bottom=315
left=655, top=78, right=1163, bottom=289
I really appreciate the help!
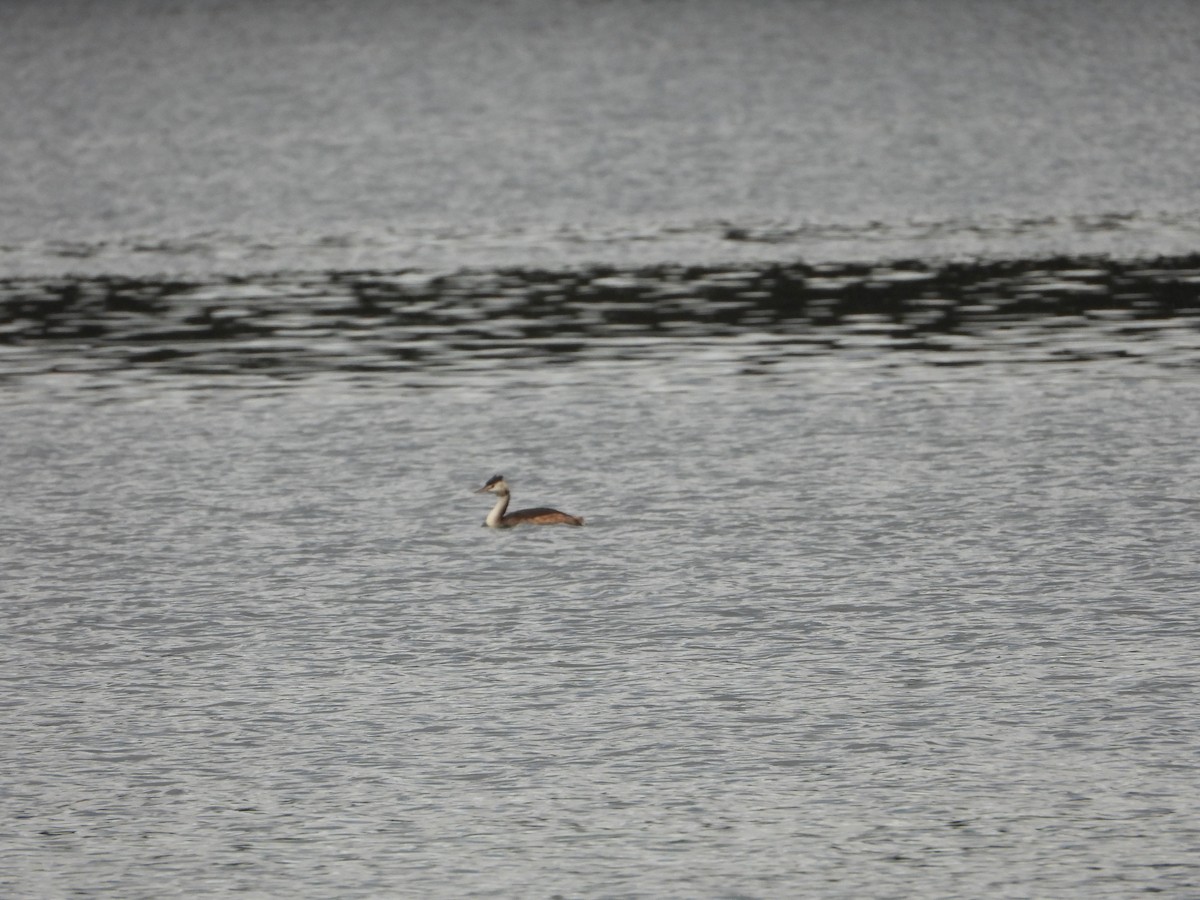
left=475, top=475, right=584, bottom=528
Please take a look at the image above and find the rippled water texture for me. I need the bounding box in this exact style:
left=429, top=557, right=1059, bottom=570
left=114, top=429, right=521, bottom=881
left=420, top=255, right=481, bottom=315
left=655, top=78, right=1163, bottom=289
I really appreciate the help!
left=4, top=255, right=1200, bottom=897
left=4, top=0, right=1200, bottom=893
left=3, top=0, right=1198, bottom=245
left=3, top=256, right=1200, bottom=389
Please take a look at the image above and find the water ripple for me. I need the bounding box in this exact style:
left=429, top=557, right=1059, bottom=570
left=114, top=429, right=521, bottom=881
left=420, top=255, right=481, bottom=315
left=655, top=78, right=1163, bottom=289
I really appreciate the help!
left=2, top=255, right=1199, bottom=390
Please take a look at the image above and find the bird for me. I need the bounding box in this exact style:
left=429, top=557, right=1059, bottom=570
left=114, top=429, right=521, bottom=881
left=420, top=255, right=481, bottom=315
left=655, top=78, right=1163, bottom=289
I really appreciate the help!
left=474, top=475, right=584, bottom=528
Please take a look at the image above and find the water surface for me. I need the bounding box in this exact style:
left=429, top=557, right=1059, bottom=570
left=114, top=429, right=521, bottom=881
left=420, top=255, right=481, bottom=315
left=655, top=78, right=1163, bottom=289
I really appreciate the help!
left=4, top=258, right=1200, bottom=897
left=4, top=1, right=1200, bottom=895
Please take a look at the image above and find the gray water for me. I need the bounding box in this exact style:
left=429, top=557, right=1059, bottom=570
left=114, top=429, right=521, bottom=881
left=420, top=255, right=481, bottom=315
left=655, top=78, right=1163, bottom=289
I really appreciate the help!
left=4, top=294, right=1200, bottom=897
left=4, top=1, right=1200, bottom=896
left=2, top=0, right=1199, bottom=266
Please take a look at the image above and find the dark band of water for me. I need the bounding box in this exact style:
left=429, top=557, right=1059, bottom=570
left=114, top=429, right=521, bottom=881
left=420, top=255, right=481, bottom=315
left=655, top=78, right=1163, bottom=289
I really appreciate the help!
left=3, top=255, right=1198, bottom=386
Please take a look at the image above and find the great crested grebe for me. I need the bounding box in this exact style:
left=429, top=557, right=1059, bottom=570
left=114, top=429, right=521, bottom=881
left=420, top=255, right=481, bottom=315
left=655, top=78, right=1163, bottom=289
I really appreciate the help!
left=475, top=475, right=584, bottom=528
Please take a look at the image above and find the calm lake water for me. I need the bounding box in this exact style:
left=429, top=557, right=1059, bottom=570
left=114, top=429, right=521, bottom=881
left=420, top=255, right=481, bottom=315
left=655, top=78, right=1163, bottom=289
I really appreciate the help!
left=4, top=0, right=1200, bottom=895
left=3, top=255, right=1200, bottom=898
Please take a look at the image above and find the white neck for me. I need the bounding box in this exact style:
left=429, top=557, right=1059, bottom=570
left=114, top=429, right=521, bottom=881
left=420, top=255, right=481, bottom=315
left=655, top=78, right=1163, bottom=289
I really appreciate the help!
left=485, top=492, right=510, bottom=527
